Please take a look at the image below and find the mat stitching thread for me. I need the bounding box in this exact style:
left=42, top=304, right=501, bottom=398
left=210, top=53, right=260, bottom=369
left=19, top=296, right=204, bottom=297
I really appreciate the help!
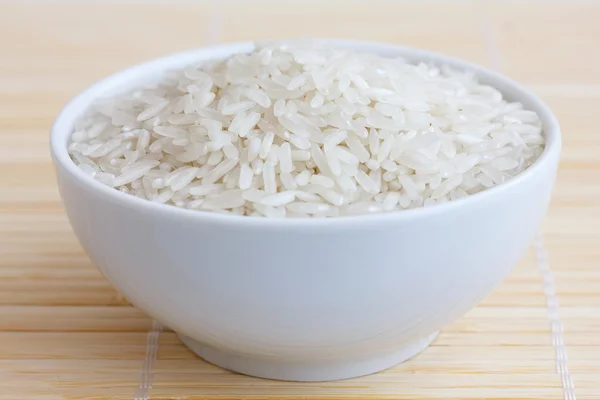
left=534, top=234, right=577, bottom=400
left=134, top=320, right=163, bottom=400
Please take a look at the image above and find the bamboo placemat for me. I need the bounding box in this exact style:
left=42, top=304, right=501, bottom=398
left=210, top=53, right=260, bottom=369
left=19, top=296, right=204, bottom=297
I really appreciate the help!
left=1, top=1, right=598, bottom=399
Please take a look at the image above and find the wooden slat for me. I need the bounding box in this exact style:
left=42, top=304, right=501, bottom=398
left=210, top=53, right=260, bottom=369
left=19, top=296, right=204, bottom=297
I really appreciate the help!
left=0, top=306, right=152, bottom=332
left=217, top=0, right=491, bottom=66
left=0, top=332, right=147, bottom=359
left=486, top=1, right=600, bottom=85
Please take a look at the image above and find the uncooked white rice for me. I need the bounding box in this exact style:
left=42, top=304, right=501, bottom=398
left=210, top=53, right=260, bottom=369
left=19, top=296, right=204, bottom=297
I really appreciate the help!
left=68, top=40, right=545, bottom=218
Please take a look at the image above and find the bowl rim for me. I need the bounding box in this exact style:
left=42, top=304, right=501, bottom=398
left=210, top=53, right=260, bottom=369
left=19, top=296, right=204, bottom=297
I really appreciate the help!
left=50, top=39, right=561, bottom=228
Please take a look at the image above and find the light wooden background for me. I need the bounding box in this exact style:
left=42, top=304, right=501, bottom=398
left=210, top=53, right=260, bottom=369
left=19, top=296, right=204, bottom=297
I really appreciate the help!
left=1, top=1, right=598, bottom=399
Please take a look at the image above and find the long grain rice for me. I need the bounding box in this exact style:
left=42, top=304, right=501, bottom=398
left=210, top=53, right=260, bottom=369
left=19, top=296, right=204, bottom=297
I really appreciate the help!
left=68, top=40, right=545, bottom=217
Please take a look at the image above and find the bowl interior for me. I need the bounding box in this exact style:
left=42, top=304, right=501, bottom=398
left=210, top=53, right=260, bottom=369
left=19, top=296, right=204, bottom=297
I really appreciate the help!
left=50, top=39, right=561, bottom=226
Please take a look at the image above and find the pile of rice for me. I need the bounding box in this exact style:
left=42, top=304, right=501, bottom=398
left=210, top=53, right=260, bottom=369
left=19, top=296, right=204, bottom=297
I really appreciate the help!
left=68, top=41, right=544, bottom=218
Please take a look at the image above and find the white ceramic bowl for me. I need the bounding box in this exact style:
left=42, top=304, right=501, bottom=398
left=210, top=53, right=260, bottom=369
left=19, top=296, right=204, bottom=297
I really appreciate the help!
left=50, top=40, right=561, bottom=382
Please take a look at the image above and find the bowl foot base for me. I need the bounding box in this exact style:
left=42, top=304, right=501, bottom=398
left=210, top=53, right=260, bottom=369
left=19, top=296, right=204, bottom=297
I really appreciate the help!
left=177, top=331, right=438, bottom=382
